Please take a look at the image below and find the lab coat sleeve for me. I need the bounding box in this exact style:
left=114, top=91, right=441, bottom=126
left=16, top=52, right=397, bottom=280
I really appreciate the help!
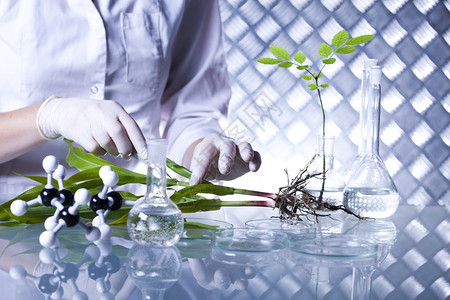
left=161, top=0, right=231, bottom=165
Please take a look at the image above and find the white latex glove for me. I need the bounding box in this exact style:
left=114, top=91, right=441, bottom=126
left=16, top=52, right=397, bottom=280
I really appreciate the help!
left=189, top=258, right=257, bottom=291
left=188, top=133, right=261, bottom=185
left=37, top=96, right=147, bottom=159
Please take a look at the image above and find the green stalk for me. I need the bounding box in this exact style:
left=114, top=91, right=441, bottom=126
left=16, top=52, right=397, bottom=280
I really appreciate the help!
left=314, top=78, right=326, bottom=203
left=220, top=200, right=275, bottom=208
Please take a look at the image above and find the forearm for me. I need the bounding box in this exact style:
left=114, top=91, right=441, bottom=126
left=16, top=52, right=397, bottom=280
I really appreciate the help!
left=0, top=103, right=47, bottom=164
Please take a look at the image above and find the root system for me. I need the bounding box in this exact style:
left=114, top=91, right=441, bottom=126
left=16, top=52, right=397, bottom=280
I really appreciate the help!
left=273, top=155, right=363, bottom=223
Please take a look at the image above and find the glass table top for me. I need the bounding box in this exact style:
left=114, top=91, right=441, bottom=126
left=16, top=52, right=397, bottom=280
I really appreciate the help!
left=0, top=205, right=448, bottom=300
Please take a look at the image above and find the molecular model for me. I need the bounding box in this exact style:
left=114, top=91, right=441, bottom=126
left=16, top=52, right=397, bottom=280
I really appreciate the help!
left=10, top=155, right=135, bottom=248
left=9, top=238, right=123, bottom=300
left=10, top=156, right=73, bottom=223
left=89, top=166, right=136, bottom=240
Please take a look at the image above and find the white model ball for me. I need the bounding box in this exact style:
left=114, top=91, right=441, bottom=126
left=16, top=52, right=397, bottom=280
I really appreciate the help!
left=92, top=215, right=101, bottom=227
left=85, top=226, right=101, bottom=242
left=99, top=224, right=112, bottom=240
left=39, top=230, right=57, bottom=248
left=9, top=265, right=27, bottom=280
left=74, top=188, right=91, bottom=206
left=42, top=155, right=59, bottom=173
left=39, top=248, right=56, bottom=264
left=99, top=166, right=113, bottom=179
left=10, top=200, right=28, bottom=216
left=53, top=165, right=66, bottom=180
left=84, top=245, right=101, bottom=261
left=44, top=216, right=59, bottom=231
left=102, top=170, right=119, bottom=187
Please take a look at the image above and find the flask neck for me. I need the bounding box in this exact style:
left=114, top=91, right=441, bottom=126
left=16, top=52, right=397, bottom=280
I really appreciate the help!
left=358, top=68, right=371, bottom=154
left=145, top=139, right=169, bottom=199
left=146, top=163, right=167, bottom=198
left=360, top=83, right=381, bottom=155
left=315, top=135, right=335, bottom=175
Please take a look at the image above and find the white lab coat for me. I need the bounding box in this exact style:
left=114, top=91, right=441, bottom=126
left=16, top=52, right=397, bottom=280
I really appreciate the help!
left=0, top=0, right=231, bottom=198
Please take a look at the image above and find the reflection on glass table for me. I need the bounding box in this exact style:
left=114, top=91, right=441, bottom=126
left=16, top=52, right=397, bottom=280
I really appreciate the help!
left=0, top=206, right=448, bottom=299
left=245, top=216, right=397, bottom=300
left=288, top=232, right=379, bottom=300
left=126, top=245, right=182, bottom=300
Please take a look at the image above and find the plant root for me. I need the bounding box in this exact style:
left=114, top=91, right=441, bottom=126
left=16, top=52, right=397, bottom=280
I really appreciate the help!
left=273, top=155, right=364, bottom=223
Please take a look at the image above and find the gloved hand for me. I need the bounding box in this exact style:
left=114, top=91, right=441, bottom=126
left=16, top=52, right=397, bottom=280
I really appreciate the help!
left=188, top=133, right=262, bottom=185
left=37, top=96, right=147, bottom=159
left=189, top=258, right=257, bottom=291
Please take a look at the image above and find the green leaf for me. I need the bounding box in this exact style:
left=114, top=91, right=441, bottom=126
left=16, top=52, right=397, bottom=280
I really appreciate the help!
left=336, top=46, right=355, bottom=54
left=294, top=52, right=306, bottom=64
left=332, top=30, right=349, bottom=48
left=65, top=140, right=111, bottom=170
left=346, top=35, right=375, bottom=45
left=170, top=183, right=236, bottom=202
left=308, top=84, right=318, bottom=91
left=66, top=140, right=147, bottom=183
left=278, top=61, right=293, bottom=68
left=166, top=158, right=191, bottom=179
left=318, top=43, right=333, bottom=58
left=320, top=84, right=329, bottom=88
left=177, top=199, right=222, bottom=213
left=322, top=58, right=336, bottom=64
left=183, top=221, right=218, bottom=230
left=269, top=45, right=290, bottom=60
left=15, top=174, right=47, bottom=185
left=3, top=184, right=45, bottom=206
left=257, top=58, right=282, bottom=65
left=301, top=75, right=312, bottom=80
left=297, top=65, right=309, bottom=70
left=108, top=213, right=128, bottom=225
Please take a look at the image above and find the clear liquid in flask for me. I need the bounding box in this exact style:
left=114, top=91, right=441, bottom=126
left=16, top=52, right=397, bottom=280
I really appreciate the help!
left=343, top=188, right=399, bottom=219
left=128, top=202, right=183, bottom=246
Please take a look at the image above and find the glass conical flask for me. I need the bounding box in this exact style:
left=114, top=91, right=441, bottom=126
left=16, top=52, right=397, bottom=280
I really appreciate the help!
left=345, top=59, right=378, bottom=182
left=343, top=66, right=399, bottom=218
left=306, top=135, right=345, bottom=207
left=127, top=139, right=184, bottom=246
left=126, top=245, right=182, bottom=300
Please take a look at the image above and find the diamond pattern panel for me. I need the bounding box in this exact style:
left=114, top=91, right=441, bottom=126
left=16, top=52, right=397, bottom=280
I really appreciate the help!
left=218, top=0, right=450, bottom=205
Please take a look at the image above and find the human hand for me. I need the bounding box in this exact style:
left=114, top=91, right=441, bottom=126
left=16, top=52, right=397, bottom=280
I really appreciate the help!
left=187, top=133, right=262, bottom=185
left=37, top=96, right=147, bottom=159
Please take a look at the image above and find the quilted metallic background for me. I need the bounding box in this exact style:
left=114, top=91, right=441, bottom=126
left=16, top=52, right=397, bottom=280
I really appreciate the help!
left=217, top=0, right=450, bottom=206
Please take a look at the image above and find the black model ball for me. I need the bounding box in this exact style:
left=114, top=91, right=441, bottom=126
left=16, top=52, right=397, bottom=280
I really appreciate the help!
left=57, top=263, right=79, bottom=283
left=88, top=263, right=108, bottom=280
left=58, top=206, right=80, bottom=227
left=59, top=189, right=74, bottom=207
left=104, top=254, right=121, bottom=274
left=40, top=188, right=60, bottom=207
left=90, top=194, right=110, bottom=212
left=107, top=191, right=123, bottom=211
left=38, top=274, right=59, bottom=294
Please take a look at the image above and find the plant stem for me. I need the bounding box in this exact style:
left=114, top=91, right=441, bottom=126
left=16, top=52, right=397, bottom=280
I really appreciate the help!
left=233, top=188, right=276, bottom=198
left=314, top=78, right=326, bottom=203
left=220, top=200, right=275, bottom=208
left=315, top=81, right=326, bottom=137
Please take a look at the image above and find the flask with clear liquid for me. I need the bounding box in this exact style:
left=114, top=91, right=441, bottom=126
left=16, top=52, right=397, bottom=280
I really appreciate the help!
left=127, top=139, right=183, bottom=246
left=345, top=59, right=378, bottom=182
left=343, top=66, right=399, bottom=218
